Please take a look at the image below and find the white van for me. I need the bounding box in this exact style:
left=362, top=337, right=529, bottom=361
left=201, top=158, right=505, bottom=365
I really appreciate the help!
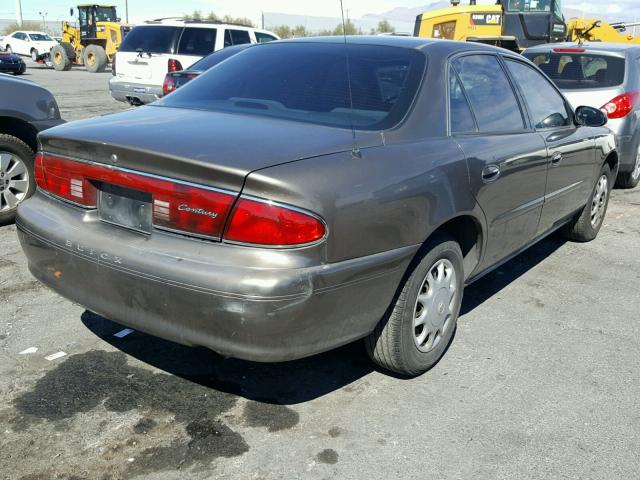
left=109, top=19, right=278, bottom=105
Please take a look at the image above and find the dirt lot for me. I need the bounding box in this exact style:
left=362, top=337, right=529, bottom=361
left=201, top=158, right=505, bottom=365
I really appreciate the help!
left=1, top=60, right=639, bottom=480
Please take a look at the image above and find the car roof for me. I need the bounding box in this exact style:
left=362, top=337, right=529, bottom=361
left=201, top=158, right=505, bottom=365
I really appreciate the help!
left=19, top=31, right=50, bottom=35
left=141, top=19, right=264, bottom=31
left=525, top=41, right=640, bottom=54
left=279, top=35, right=520, bottom=57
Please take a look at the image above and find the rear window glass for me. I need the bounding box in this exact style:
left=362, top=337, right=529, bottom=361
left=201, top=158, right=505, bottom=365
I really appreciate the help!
left=119, top=26, right=179, bottom=54
left=156, top=43, right=426, bottom=131
left=178, top=28, right=217, bottom=56
left=524, top=52, right=626, bottom=89
left=188, top=44, right=252, bottom=71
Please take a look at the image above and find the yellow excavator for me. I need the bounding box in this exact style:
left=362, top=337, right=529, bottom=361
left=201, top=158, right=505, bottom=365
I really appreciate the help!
left=50, top=4, right=132, bottom=73
left=414, top=0, right=640, bottom=52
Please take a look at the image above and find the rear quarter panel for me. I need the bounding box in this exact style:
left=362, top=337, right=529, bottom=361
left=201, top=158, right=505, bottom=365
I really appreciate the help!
left=242, top=138, right=482, bottom=263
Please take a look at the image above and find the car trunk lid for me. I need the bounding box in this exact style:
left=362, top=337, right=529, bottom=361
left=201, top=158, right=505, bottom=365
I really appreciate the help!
left=38, top=105, right=382, bottom=192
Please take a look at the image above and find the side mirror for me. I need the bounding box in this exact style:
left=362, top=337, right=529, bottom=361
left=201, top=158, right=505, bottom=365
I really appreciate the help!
left=575, top=106, right=607, bottom=127
left=70, top=8, right=74, bottom=17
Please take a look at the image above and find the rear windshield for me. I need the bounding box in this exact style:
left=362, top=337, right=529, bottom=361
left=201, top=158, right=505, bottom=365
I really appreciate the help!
left=188, top=44, right=253, bottom=71
left=524, top=51, right=625, bottom=89
left=156, top=43, right=426, bottom=130
left=119, top=26, right=179, bottom=54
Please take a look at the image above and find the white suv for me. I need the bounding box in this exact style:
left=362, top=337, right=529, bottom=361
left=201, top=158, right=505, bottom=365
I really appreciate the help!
left=110, top=19, right=279, bottom=105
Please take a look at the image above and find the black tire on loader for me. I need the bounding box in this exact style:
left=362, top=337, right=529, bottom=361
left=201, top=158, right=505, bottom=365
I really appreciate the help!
left=84, top=44, right=108, bottom=73
left=51, top=43, right=75, bottom=71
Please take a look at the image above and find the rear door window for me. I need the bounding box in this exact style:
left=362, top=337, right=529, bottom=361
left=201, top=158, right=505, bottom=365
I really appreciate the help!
left=505, top=59, right=571, bottom=129
left=178, top=28, right=217, bottom=56
left=224, top=29, right=251, bottom=47
left=452, top=54, right=526, bottom=133
left=449, top=67, right=477, bottom=134
left=524, top=51, right=626, bottom=89
left=118, top=26, right=180, bottom=54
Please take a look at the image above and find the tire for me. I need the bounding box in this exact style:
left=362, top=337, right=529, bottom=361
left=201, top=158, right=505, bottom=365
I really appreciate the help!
left=616, top=145, right=640, bottom=189
left=366, top=233, right=464, bottom=376
left=562, top=163, right=612, bottom=242
left=30, top=48, right=38, bottom=61
left=0, top=134, right=35, bottom=225
left=51, top=43, right=74, bottom=71
left=83, top=45, right=108, bottom=73
left=5, top=45, right=12, bottom=54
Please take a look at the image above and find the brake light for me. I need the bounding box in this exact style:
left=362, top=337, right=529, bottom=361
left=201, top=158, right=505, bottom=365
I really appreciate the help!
left=601, top=92, right=640, bottom=119
left=35, top=153, right=236, bottom=239
left=167, top=58, right=183, bottom=73
left=552, top=48, right=585, bottom=53
left=162, top=75, right=176, bottom=96
left=225, top=197, right=326, bottom=246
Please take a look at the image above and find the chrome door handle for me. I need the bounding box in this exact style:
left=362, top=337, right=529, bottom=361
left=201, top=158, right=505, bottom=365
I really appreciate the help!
left=482, top=164, right=501, bottom=183
left=551, top=152, right=563, bottom=165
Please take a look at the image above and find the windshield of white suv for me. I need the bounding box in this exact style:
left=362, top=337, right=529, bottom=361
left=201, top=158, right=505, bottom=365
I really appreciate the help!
left=156, top=42, right=426, bottom=131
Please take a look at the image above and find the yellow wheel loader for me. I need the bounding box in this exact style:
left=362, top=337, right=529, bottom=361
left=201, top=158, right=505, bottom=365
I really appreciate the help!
left=414, top=0, right=640, bottom=52
left=50, top=4, right=132, bottom=73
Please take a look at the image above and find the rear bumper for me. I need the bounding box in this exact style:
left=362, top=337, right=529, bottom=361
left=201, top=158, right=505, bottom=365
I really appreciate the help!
left=109, top=78, right=162, bottom=104
left=16, top=192, right=417, bottom=362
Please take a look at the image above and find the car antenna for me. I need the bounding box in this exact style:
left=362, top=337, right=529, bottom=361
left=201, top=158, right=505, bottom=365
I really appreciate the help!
left=339, top=0, right=362, bottom=159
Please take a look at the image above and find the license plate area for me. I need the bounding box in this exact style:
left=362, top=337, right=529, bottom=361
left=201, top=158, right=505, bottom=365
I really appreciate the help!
left=98, top=183, right=152, bottom=234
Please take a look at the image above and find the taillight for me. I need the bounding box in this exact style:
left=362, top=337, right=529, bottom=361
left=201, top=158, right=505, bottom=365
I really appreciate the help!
left=552, top=48, right=585, bottom=53
left=167, top=58, right=183, bottom=73
left=225, top=197, right=326, bottom=246
left=601, top=92, right=640, bottom=119
left=35, top=153, right=236, bottom=239
left=162, top=75, right=176, bottom=96
left=111, top=52, right=116, bottom=75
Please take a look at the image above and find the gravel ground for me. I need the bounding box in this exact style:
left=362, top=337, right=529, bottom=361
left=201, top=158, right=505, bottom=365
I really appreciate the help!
left=1, top=59, right=639, bottom=480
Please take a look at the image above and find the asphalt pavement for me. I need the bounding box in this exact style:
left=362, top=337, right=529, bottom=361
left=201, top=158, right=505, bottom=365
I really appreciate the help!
left=1, top=59, right=639, bottom=480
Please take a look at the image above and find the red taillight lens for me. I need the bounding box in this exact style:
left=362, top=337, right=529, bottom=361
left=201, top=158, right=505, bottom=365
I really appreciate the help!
left=35, top=153, right=98, bottom=206
left=225, top=197, right=326, bottom=246
left=167, top=58, right=183, bottom=73
left=35, top=153, right=236, bottom=239
left=162, top=75, right=176, bottom=96
left=601, top=92, right=640, bottom=119
left=552, top=48, right=585, bottom=53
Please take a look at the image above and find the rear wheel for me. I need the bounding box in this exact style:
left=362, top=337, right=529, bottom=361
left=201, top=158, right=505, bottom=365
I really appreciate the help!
left=616, top=145, right=640, bottom=189
left=51, top=43, right=74, bottom=71
left=366, top=233, right=464, bottom=376
left=5, top=45, right=12, bottom=53
left=562, top=163, right=612, bottom=242
left=84, top=45, right=108, bottom=73
left=30, top=48, right=38, bottom=61
left=0, top=134, right=35, bottom=225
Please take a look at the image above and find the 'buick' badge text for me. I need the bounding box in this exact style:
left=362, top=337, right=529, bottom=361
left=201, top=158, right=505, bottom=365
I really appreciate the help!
left=178, top=204, right=218, bottom=219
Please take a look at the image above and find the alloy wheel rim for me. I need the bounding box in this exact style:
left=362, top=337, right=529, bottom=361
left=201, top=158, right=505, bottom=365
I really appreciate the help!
left=413, top=258, right=457, bottom=353
left=632, top=146, right=640, bottom=181
left=590, top=174, right=608, bottom=228
left=0, top=151, right=29, bottom=212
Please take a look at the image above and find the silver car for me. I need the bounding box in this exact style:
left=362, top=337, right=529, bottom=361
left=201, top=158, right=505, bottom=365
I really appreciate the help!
left=524, top=42, right=640, bottom=188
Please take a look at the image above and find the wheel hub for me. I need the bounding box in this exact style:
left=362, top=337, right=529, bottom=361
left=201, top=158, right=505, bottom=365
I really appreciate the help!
left=590, top=174, right=608, bottom=228
left=413, top=259, right=457, bottom=353
left=0, top=151, right=29, bottom=212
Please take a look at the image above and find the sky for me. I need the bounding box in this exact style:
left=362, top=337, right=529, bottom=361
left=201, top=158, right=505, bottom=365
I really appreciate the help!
left=3, top=0, right=640, bottom=25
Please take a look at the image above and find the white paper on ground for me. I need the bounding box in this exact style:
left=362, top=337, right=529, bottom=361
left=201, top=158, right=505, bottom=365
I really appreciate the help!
left=19, top=347, right=38, bottom=355
left=45, top=351, right=67, bottom=361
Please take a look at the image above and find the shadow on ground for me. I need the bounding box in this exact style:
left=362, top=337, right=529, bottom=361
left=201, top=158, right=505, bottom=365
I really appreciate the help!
left=80, top=235, right=566, bottom=404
